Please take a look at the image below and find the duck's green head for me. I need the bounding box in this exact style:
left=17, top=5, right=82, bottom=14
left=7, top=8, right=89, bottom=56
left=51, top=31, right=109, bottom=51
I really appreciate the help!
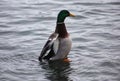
left=57, top=10, right=75, bottom=23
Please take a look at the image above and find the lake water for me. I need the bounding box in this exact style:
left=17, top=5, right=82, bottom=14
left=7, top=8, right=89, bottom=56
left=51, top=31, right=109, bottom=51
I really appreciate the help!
left=0, top=0, right=120, bottom=81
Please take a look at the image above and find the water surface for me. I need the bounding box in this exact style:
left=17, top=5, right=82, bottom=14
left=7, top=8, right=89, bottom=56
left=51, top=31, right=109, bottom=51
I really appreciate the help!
left=0, top=0, right=120, bottom=81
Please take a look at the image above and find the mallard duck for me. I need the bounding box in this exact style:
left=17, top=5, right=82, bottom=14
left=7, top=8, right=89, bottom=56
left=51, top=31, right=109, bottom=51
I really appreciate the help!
left=38, top=10, right=75, bottom=62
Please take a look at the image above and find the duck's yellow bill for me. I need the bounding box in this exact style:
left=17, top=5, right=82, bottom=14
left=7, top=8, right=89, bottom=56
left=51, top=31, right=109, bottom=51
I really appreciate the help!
left=69, top=13, right=75, bottom=17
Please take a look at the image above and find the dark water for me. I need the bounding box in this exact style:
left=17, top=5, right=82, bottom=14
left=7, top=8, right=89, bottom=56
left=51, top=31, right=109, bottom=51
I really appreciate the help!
left=0, top=0, right=120, bottom=81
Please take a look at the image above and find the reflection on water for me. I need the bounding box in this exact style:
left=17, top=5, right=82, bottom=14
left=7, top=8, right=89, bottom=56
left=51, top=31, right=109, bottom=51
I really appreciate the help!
left=40, top=61, right=72, bottom=81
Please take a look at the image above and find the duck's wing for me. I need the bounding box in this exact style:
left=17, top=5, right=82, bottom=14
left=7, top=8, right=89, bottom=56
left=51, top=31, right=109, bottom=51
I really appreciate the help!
left=39, top=33, right=58, bottom=61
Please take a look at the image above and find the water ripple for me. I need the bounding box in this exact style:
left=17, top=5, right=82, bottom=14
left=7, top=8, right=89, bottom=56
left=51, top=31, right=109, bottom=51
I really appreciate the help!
left=0, top=0, right=120, bottom=81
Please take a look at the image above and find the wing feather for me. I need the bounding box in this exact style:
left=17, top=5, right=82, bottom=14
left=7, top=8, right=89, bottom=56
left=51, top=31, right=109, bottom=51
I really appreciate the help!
left=39, top=33, right=58, bottom=61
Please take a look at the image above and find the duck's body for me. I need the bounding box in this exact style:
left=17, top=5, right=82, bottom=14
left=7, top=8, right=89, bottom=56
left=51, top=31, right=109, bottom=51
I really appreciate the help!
left=39, top=10, right=75, bottom=62
left=52, top=37, right=72, bottom=60
left=51, top=25, right=72, bottom=60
